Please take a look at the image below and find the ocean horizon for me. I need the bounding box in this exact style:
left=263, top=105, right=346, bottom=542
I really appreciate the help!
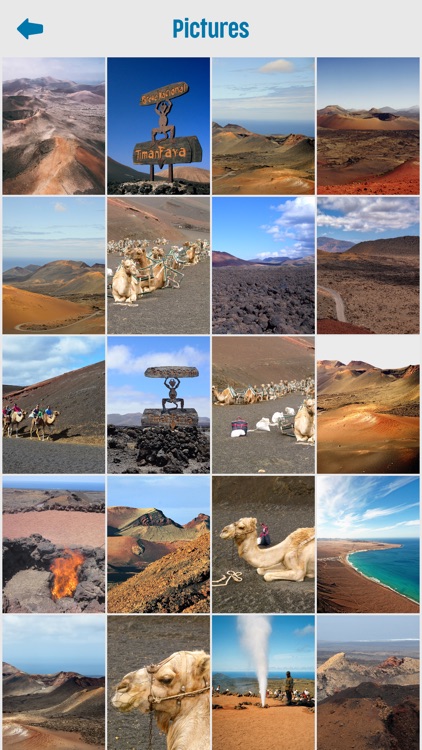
left=347, top=538, right=419, bottom=604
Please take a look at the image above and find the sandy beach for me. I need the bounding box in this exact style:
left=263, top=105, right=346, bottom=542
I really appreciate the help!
left=212, top=694, right=314, bottom=750
left=317, top=540, right=419, bottom=613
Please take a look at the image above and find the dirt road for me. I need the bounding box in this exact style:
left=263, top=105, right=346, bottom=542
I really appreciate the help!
left=317, top=285, right=346, bottom=321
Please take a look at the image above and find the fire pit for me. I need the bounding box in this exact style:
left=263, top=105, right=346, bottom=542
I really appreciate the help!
left=50, top=549, right=84, bottom=600
left=3, top=534, right=105, bottom=613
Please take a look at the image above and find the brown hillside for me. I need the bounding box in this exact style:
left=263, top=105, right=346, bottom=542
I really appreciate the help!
left=4, top=361, right=105, bottom=444
left=107, top=533, right=210, bottom=613
left=3, top=285, right=93, bottom=333
left=213, top=336, right=314, bottom=388
left=107, top=195, right=209, bottom=242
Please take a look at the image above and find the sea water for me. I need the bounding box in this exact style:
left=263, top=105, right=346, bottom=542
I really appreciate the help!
left=347, top=538, right=419, bottom=604
left=212, top=671, right=314, bottom=693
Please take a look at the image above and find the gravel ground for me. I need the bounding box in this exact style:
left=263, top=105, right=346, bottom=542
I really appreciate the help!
left=3, top=511, right=105, bottom=547
left=107, top=253, right=210, bottom=334
left=108, top=615, right=210, bottom=750
left=212, top=476, right=315, bottom=614
left=212, top=396, right=315, bottom=474
left=3, top=440, right=105, bottom=474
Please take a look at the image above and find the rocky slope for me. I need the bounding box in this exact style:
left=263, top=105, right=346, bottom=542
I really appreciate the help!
left=318, top=652, right=420, bottom=700
left=107, top=533, right=210, bottom=613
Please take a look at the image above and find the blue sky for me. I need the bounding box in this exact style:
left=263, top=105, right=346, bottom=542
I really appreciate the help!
left=318, top=614, right=420, bottom=643
left=3, top=58, right=105, bottom=84
left=3, top=335, right=105, bottom=386
left=213, top=58, right=314, bottom=135
left=317, top=58, right=419, bottom=110
left=3, top=197, right=105, bottom=269
left=107, top=336, right=210, bottom=417
left=108, top=58, right=210, bottom=171
left=213, top=196, right=315, bottom=260
left=212, top=615, right=315, bottom=673
left=3, top=615, right=105, bottom=675
left=3, top=475, right=104, bottom=491
left=317, top=476, right=419, bottom=539
left=107, top=475, right=209, bottom=523
left=317, top=197, right=419, bottom=245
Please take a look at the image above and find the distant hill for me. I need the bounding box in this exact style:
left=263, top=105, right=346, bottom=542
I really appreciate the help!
left=345, top=235, right=419, bottom=257
left=5, top=260, right=105, bottom=296
left=317, top=236, right=355, bottom=253
left=212, top=251, right=251, bottom=267
left=107, top=412, right=210, bottom=428
left=318, top=106, right=419, bottom=131
left=3, top=264, right=41, bottom=282
left=156, top=166, right=210, bottom=183
left=107, top=157, right=151, bottom=183
left=213, top=251, right=314, bottom=267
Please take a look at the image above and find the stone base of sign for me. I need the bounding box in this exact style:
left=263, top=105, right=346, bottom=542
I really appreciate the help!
left=141, top=408, right=199, bottom=428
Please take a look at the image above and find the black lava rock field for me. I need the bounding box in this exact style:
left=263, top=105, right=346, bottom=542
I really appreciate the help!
left=212, top=265, right=314, bottom=334
left=108, top=425, right=210, bottom=474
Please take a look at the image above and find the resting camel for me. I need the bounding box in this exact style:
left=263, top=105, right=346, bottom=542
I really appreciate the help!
left=112, top=650, right=210, bottom=750
left=112, top=259, right=142, bottom=303
left=220, top=517, right=315, bottom=582
left=243, top=386, right=257, bottom=404
left=212, top=385, right=236, bottom=405
left=6, top=410, right=27, bottom=438
left=294, top=398, right=315, bottom=443
left=30, top=411, right=60, bottom=441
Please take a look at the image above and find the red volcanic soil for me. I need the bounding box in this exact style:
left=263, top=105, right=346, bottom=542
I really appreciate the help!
left=3, top=511, right=105, bottom=547
left=318, top=319, right=375, bottom=334
left=319, top=160, right=419, bottom=195
left=107, top=536, right=174, bottom=567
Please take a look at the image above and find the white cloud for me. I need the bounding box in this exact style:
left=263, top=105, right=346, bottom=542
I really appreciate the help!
left=294, top=625, right=315, bottom=636
left=259, top=59, right=294, bottom=74
left=317, top=197, right=419, bottom=234
left=54, top=202, right=67, bottom=212
left=107, top=345, right=209, bottom=375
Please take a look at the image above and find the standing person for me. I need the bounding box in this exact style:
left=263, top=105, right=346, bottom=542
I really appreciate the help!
left=285, top=671, right=294, bottom=705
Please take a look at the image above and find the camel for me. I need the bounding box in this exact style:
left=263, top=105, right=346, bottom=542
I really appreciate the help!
left=112, top=650, right=210, bottom=750
left=7, top=410, right=27, bottom=438
left=294, top=398, right=315, bottom=443
left=30, top=411, right=60, bottom=441
left=2, top=414, right=12, bottom=436
left=243, top=386, right=257, bottom=404
left=112, top=259, right=142, bottom=303
left=220, top=517, right=315, bottom=582
left=212, top=385, right=236, bottom=405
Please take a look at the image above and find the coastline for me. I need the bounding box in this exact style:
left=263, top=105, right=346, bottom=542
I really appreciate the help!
left=317, top=540, right=419, bottom=614
left=345, top=549, right=419, bottom=606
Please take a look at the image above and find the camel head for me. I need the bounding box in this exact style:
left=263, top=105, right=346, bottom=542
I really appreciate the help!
left=303, top=398, right=315, bottom=415
left=220, top=517, right=257, bottom=541
left=112, top=650, right=210, bottom=719
left=121, top=259, right=139, bottom=276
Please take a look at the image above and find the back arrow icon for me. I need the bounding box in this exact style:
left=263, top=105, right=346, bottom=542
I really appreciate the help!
left=17, top=19, right=44, bottom=39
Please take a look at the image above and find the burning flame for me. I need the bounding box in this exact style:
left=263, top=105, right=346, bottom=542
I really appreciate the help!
left=50, top=549, right=84, bottom=600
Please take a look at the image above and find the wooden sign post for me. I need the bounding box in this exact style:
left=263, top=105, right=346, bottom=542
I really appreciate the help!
left=134, top=81, right=202, bottom=181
